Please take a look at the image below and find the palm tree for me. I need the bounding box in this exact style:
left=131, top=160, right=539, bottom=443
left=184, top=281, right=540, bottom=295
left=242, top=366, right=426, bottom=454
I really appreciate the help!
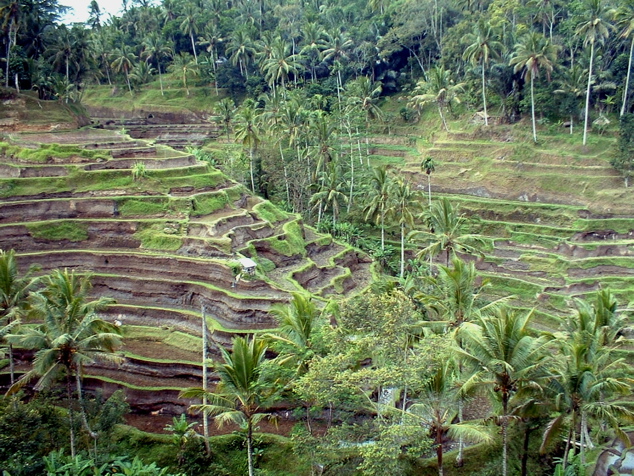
left=509, top=32, right=558, bottom=143
left=458, top=307, right=551, bottom=476
left=576, top=0, right=613, bottom=146
left=411, top=197, right=485, bottom=268
left=47, top=24, right=73, bottom=83
left=7, top=270, right=121, bottom=458
left=169, top=52, right=198, bottom=96
left=408, top=66, right=464, bottom=132
left=234, top=101, right=262, bottom=192
left=407, top=361, right=492, bottom=476
left=111, top=44, right=137, bottom=96
left=463, top=19, right=503, bottom=127
left=179, top=3, right=200, bottom=63
left=615, top=2, right=634, bottom=116
left=387, top=178, right=417, bottom=278
left=142, top=32, right=172, bottom=96
left=0, top=249, right=39, bottom=385
left=554, top=64, right=586, bottom=135
left=266, top=292, right=321, bottom=376
left=322, top=30, right=353, bottom=107
left=299, top=22, right=326, bottom=82
left=0, top=0, right=21, bottom=87
left=421, top=156, right=437, bottom=209
left=215, top=97, right=235, bottom=142
left=310, top=160, right=348, bottom=226
left=363, top=165, right=393, bottom=251
left=180, top=336, right=275, bottom=476
left=262, top=39, right=301, bottom=96
left=227, top=28, right=256, bottom=79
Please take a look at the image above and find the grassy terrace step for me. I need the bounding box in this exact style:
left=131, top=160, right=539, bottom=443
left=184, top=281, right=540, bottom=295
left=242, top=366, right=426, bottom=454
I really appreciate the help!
left=90, top=273, right=283, bottom=327
left=16, top=250, right=288, bottom=298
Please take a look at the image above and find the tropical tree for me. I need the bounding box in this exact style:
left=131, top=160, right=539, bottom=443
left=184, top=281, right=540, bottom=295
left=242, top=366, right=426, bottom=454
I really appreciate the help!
left=411, top=197, right=485, bottom=268
left=363, top=165, right=393, bottom=251
left=299, top=22, right=326, bottom=82
left=262, top=39, right=300, bottom=95
left=614, top=1, right=634, bottom=116
left=215, top=97, right=235, bottom=142
left=576, top=0, right=613, bottom=146
left=407, top=361, right=492, bottom=476
left=458, top=307, right=551, bottom=476
left=322, top=30, right=353, bottom=106
left=234, top=100, right=262, bottom=193
left=463, top=19, right=503, bottom=126
left=387, top=178, right=417, bottom=278
left=266, top=292, right=322, bottom=376
left=408, top=66, right=464, bottom=132
left=0, top=249, right=39, bottom=385
left=226, top=28, right=256, bottom=79
left=0, top=0, right=21, bottom=87
left=554, top=64, right=586, bottom=135
left=7, top=269, right=121, bottom=458
left=509, top=32, right=558, bottom=143
left=169, top=52, right=198, bottom=96
left=179, top=3, right=200, bottom=63
left=142, top=32, right=172, bottom=96
left=421, top=156, right=436, bottom=208
left=310, top=160, right=348, bottom=226
left=111, top=44, right=137, bottom=95
left=180, top=336, right=276, bottom=476
left=541, top=290, right=634, bottom=468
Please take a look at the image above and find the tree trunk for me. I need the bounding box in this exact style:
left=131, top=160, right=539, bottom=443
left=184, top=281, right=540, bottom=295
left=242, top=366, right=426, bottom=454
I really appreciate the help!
left=5, top=30, right=12, bottom=88
left=521, top=424, right=534, bottom=476
left=583, top=43, right=595, bottom=147
left=75, top=370, right=98, bottom=443
left=247, top=417, right=255, bottom=476
left=8, top=343, right=14, bottom=385
left=190, top=32, right=198, bottom=63
left=249, top=147, right=255, bottom=192
left=67, top=374, right=76, bottom=458
left=380, top=208, right=385, bottom=251
left=400, top=222, right=405, bottom=278
left=502, top=398, right=509, bottom=476
left=201, top=305, right=210, bottom=455
left=482, top=61, right=488, bottom=126
left=126, top=71, right=133, bottom=96
left=456, top=398, right=464, bottom=466
left=621, top=36, right=634, bottom=117
left=530, top=75, right=537, bottom=143
left=280, top=143, right=291, bottom=207
left=563, top=413, right=576, bottom=471
left=427, top=174, right=432, bottom=208
left=439, top=105, right=449, bottom=132
left=158, top=62, right=164, bottom=96
left=437, top=426, right=444, bottom=476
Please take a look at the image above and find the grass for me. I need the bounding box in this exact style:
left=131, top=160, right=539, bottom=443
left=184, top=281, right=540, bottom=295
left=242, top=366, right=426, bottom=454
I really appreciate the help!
left=26, top=220, right=89, bottom=241
left=134, top=223, right=183, bottom=251
left=0, top=141, right=110, bottom=163
left=253, top=200, right=289, bottom=223
left=118, top=197, right=168, bottom=216
left=191, top=190, right=230, bottom=216
left=123, top=325, right=202, bottom=352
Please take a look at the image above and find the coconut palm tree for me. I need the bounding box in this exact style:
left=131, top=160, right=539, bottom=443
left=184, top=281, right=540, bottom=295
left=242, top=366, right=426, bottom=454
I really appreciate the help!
left=111, top=44, right=138, bottom=96
left=179, top=3, right=200, bottom=63
left=266, top=292, right=321, bottom=375
left=226, top=28, right=256, bottom=79
left=408, top=66, right=464, bottom=132
left=554, top=64, right=586, bottom=135
left=421, top=156, right=437, bottom=209
left=262, top=39, right=300, bottom=96
left=142, top=32, right=172, bottom=96
left=0, top=0, right=21, bottom=87
left=169, top=52, right=198, bottom=96
left=463, top=19, right=503, bottom=126
left=615, top=2, right=634, bottom=116
left=0, top=249, right=39, bottom=385
left=310, top=160, right=348, bottom=226
left=322, top=30, right=353, bottom=107
left=458, top=307, right=551, bottom=476
left=215, top=97, right=235, bottom=142
left=7, top=269, right=121, bottom=458
left=363, top=165, right=393, bottom=251
left=386, top=178, right=418, bottom=278
left=509, top=32, right=559, bottom=143
left=234, top=101, right=262, bottom=193
left=411, top=197, right=485, bottom=269
left=407, top=361, right=492, bottom=476
left=180, top=336, right=275, bottom=476
left=576, top=0, right=613, bottom=146
left=299, top=22, right=327, bottom=82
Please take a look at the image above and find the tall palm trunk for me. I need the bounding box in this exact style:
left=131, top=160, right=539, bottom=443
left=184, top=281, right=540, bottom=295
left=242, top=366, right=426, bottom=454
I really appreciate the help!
left=67, top=374, right=77, bottom=458
left=481, top=62, right=489, bottom=126
left=438, top=105, right=449, bottom=132
left=530, top=75, right=537, bottom=143
left=400, top=222, right=405, bottom=278
left=190, top=32, right=198, bottom=63
left=247, top=417, right=255, bottom=476
left=280, top=142, right=291, bottom=206
left=8, top=343, right=14, bottom=384
left=621, top=36, right=634, bottom=117
left=436, top=424, right=444, bottom=476
left=583, top=42, right=595, bottom=146
left=502, top=395, right=509, bottom=476
left=158, top=63, right=164, bottom=96
left=249, top=147, right=256, bottom=192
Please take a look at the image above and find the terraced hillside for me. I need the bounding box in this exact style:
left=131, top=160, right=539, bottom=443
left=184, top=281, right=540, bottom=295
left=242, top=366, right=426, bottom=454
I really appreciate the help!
left=0, top=127, right=373, bottom=413
left=368, top=125, right=634, bottom=326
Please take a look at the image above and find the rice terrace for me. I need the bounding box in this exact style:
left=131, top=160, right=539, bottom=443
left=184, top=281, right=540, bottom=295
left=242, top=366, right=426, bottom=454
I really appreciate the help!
left=3, top=0, right=634, bottom=474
